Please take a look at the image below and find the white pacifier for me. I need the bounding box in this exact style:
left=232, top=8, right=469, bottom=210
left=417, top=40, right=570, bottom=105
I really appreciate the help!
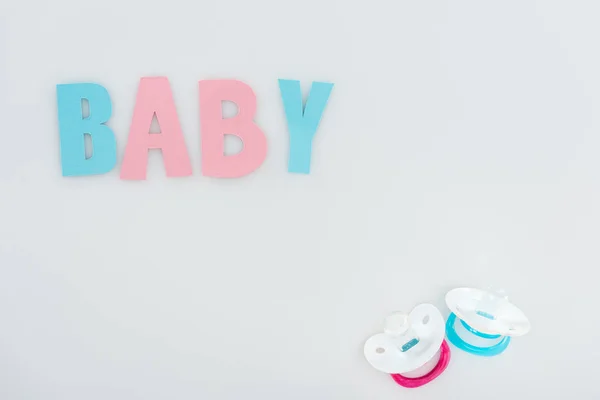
left=445, top=287, right=530, bottom=356
left=364, top=304, right=451, bottom=388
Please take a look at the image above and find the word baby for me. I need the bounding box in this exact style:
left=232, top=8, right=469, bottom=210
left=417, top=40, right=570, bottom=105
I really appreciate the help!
left=56, top=77, right=334, bottom=179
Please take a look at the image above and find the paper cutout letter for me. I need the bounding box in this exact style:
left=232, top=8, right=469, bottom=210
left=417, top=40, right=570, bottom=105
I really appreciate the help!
left=278, top=79, right=334, bottom=174
left=121, top=77, right=192, bottom=180
left=56, top=83, right=117, bottom=176
left=199, top=80, right=267, bottom=178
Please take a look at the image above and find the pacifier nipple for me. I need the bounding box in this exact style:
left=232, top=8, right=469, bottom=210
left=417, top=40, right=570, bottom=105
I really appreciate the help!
left=473, top=287, right=508, bottom=320
left=383, top=312, right=419, bottom=352
left=484, top=286, right=508, bottom=301
left=384, top=312, right=410, bottom=336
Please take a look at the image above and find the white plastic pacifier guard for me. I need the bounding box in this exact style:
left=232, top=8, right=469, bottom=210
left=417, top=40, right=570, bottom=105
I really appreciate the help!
left=364, top=304, right=445, bottom=374
left=446, top=287, right=531, bottom=337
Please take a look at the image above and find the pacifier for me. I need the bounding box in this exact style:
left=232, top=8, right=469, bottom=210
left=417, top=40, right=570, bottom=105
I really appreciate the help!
left=445, top=287, right=530, bottom=356
left=364, top=304, right=451, bottom=388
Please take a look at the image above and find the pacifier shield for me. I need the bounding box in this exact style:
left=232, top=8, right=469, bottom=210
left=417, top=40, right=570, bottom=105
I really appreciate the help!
left=364, top=304, right=445, bottom=374
left=445, top=288, right=530, bottom=337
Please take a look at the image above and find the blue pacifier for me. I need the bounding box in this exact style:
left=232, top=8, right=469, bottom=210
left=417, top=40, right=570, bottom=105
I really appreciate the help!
left=445, top=288, right=530, bottom=357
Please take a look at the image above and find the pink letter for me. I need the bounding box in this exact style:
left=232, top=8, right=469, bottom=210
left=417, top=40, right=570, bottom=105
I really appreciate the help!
left=199, top=80, right=267, bottom=178
left=121, top=77, right=192, bottom=180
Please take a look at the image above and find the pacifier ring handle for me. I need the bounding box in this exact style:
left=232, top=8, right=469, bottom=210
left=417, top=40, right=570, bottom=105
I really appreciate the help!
left=390, top=340, right=451, bottom=388
left=446, top=313, right=511, bottom=356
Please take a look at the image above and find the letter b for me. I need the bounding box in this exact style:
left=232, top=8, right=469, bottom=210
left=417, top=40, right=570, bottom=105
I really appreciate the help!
left=56, top=83, right=117, bottom=176
left=199, top=80, right=267, bottom=178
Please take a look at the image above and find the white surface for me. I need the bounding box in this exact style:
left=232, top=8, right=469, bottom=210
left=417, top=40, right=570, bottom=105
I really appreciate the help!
left=364, top=304, right=445, bottom=374
left=446, top=287, right=530, bottom=336
left=1, top=1, right=599, bottom=399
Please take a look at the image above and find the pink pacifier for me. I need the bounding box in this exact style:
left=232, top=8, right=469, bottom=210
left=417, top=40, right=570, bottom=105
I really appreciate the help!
left=364, top=304, right=451, bottom=388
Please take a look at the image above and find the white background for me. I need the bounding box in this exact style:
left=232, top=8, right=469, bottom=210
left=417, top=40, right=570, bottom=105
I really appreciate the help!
left=1, top=1, right=599, bottom=399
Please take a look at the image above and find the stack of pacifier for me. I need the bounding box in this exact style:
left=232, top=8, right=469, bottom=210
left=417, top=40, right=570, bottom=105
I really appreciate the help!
left=363, top=287, right=530, bottom=388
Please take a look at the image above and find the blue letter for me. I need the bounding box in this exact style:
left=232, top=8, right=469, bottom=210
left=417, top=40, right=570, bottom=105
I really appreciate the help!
left=278, top=79, right=333, bottom=174
left=56, top=83, right=117, bottom=176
